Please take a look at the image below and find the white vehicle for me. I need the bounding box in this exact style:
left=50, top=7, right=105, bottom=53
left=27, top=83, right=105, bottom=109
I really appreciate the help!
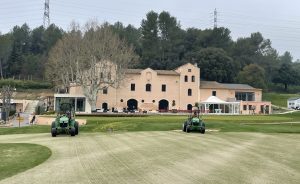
left=96, top=108, right=108, bottom=112
left=287, top=97, right=300, bottom=109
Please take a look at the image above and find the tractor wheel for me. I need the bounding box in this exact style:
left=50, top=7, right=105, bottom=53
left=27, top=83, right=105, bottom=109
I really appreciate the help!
left=75, top=121, right=79, bottom=135
left=182, top=122, right=187, bottom=132
left=186, top=126, right=191, bottom=133
left=201, top=129, right=206, bottom=134
left=51, top=122, right=55, bottom=128
left=51, top=128, right=57, bottom=137
left=70, top=127, right=75, bottom=136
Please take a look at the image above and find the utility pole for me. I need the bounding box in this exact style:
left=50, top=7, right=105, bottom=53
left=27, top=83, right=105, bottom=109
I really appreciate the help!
left=214, top=8, right=218, bottom=29
left=43, top=0, right=50, bottom=28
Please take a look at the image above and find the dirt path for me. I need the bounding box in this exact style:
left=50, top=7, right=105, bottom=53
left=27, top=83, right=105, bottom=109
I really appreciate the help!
left=0, top=132, right=299, bottom=184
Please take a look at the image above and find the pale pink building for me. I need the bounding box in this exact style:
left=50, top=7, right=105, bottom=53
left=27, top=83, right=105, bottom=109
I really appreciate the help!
left=54, top=63, right=271, bottom=114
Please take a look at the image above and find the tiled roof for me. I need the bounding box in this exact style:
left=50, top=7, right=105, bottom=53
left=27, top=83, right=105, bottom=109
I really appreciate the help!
left=200, top=81, right=259, bottom=90
left=200, top=81, right=223, bottom=88
left=155, top=70, right=179, bottom=75
left=222, top=83, right=255, bottom=90
left=125, top=69, right=179, bottom=75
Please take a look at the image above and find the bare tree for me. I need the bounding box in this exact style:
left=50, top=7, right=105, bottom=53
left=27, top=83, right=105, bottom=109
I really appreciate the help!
left=46, top=22, right=137, bottom=111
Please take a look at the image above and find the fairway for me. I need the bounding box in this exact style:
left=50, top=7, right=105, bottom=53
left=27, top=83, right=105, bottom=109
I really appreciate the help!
left=0, top=132, right=299, bottom=184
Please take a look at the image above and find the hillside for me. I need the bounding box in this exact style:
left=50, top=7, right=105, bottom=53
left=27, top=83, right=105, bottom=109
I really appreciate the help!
left=12, top=89, right=54, bottom=100
left=263, top=92, right=300, bottom=108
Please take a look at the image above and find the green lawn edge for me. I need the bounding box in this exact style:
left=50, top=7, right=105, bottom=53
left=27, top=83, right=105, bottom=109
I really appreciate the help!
left=0, top=143, right=52, bottom=181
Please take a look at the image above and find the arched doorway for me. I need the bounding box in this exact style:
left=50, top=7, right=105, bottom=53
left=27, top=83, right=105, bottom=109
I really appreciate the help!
left=159, top=99, right=169, bottom=112
left=187, top=104, right=193, bottom=111
left=102, top=103, right=108, bottom=110
left=127, top=99, right=138, bottom=110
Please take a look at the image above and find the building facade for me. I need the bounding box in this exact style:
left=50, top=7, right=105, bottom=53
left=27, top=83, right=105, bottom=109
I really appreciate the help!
left=54, top=63, right=271, bottom=114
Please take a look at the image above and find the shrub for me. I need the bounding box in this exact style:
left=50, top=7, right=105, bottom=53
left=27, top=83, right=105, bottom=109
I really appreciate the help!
left=9, top=110, right=16, bottom=117
left=0, top=79, right=52, bottom=89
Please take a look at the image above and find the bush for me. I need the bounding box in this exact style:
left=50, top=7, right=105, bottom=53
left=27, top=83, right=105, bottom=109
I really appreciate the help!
left=0, top=79, right=52, bottom=90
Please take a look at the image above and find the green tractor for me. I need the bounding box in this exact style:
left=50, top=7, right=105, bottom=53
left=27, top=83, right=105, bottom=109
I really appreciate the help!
left=182, top=107, right=205, bottom=134
left=51, top=103, right=79, bottom=137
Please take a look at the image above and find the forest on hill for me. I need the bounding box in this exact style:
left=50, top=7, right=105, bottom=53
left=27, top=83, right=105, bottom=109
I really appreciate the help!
left=0, top=11, right=299, bottom=92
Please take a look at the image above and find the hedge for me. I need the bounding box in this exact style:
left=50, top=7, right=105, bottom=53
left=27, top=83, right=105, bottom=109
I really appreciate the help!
left=0, top=79, right=52, bottom=89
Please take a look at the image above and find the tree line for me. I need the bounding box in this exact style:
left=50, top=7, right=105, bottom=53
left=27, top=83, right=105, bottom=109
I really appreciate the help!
left=0, top=24, right=64, bottom=80
left=0, top=11, right=299, bottom=91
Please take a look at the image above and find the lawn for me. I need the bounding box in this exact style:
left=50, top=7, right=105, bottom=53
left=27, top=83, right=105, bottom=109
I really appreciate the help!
left=1, top=112, right=300, bottom=135
left=0, top=143, right=51, bottom=180
left=0, top=132, right=299, bottom=184
left=79, top=114, right=300, bottom=133
left=0, top=113, right=299, bottom=183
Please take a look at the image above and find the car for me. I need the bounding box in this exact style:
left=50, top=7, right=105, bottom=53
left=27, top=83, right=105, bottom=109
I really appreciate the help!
left=96, top=108, right=105, bottom=112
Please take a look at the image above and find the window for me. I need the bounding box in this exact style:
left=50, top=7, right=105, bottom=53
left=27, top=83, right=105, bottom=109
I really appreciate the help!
left=141, top=99, right=144, bottom=103
left=146, top=84, right=151, bottom=92
left=191, top=76, right=195, bottom=82
left=120, top=99, right=123, bottom=102
left=76, top=98, right=85, bottom=112
left=103, top=88, right=108, bottom=94
left=243, top=105, right=247, bottom=110
left=172, top=100, right=176, bottom=106
left=152, top=100, right=155, bottom=103
left=188, top=69, right=191, bottom=72
left=131, top=83, right=135, bottom=91
left=235, top=92, right=255, bottom=101
left=212, top=91, right=216, bottom=96
left=184, top=75, right=188, bottom=82
left=100, top=72, right=103, bottom=79
left=162, top=84, right=166, bottom=92
left=188, top=89, right=192, bottom=96
left=249, top=105, right=252, bottom=110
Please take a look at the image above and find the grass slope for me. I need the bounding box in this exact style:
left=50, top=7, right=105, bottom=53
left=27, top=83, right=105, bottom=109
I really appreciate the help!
left=0, top=143, right=51, bottom=180
left=263, top=92, right=300, bottom=107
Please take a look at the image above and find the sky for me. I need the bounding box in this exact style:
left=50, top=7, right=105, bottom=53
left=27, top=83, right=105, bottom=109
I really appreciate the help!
left=1, top=0, right=300, bottom=60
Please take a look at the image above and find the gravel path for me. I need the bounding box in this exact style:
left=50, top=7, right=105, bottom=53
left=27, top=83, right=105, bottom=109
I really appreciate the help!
left=0, top=132, right=299, bottom=184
